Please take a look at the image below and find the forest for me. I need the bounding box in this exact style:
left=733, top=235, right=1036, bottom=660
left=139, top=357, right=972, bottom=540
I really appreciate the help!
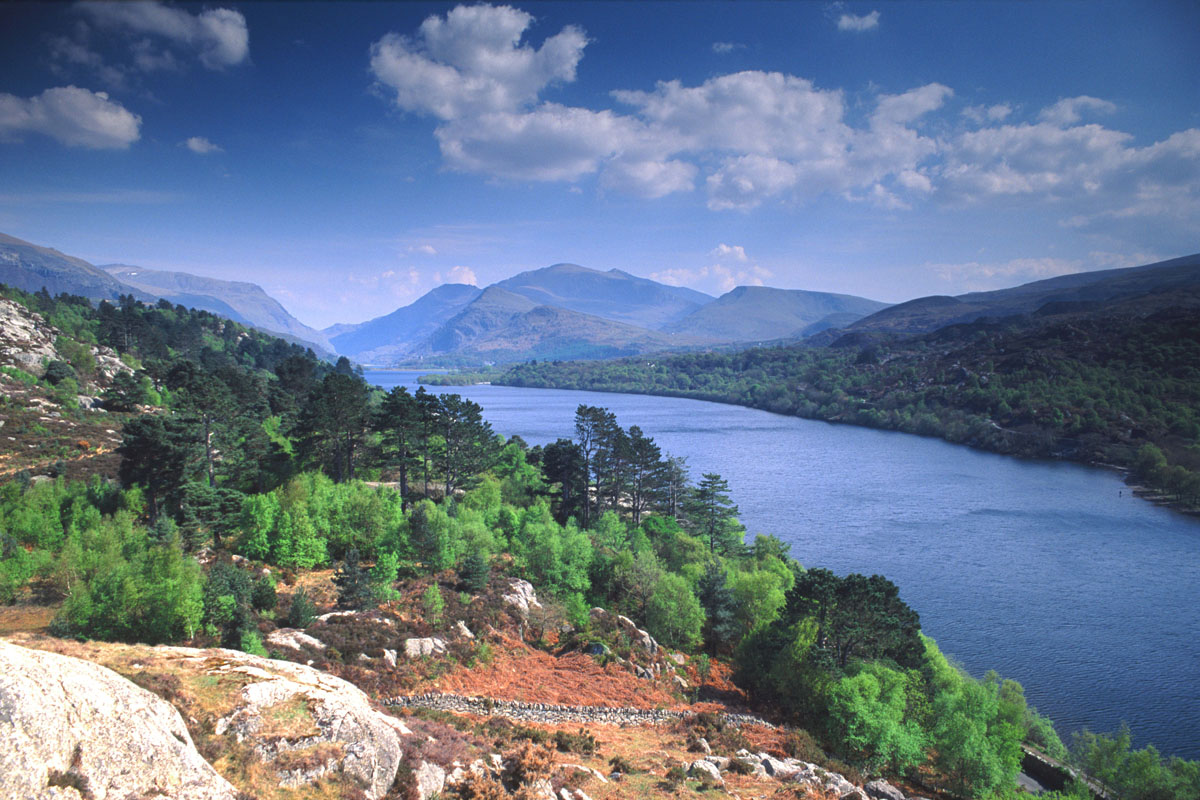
left=498, top=309, right=1200, bottom=510
left=1, top=285, right=1197, bottom=800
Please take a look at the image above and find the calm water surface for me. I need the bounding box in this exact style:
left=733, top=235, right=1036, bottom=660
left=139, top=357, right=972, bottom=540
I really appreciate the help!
left=370, top=370, right=1200, bottom=758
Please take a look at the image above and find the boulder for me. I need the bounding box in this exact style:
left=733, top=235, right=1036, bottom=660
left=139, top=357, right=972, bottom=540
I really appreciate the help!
left=689, top=759, right=725, bottom=786
left=414, top=760, right=446, bottom=800
left=0, top=639, right=239, bottom=800
left=455, top=620, right=475, bottom=639
left=760, top=754, right=803, bottom=779
left=558, top=763, right=609, bottom=784
left=503, top=579, right=542, bottom=614
left=404, top=637, right=447, bottom=658
left=266, top=628, right=326, bottom=652
left=207, top=649, right=411, bottom=799
left=382, top=648, right=397, bottom=667
left=866, top=779, right=907, bottom=800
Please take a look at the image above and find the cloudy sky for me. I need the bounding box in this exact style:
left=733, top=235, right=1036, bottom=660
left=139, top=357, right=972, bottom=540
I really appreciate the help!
left=1, top=1, right=1197, bottom=328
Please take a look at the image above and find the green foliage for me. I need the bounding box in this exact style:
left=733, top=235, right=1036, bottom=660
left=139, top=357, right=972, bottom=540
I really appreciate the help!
left=334, top=547, right=373, bottom=611
left=827, top=662, right=927, bottom=775
left=458, top=549, right=490, bottom=593
left=422, top=582, right=445, bottom=625
left=0, top=365, right=37, bottom=386
left=287, top=587, right=317, bottom=628
left=645, top=571, right=704, bottom=650
left=1071, top=725, right=1200, bottom=800
left=251, top=573, right=277, bottom=612
left=370, top=551, right=401, bottom=604
left=930, top=673, right=1024, bottom=798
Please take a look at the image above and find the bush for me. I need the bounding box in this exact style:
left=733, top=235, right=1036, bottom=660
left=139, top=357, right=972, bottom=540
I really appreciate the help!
left=553, top=728, right=598, bottom=755
left=252, top=574, right=277, bottom=612
left=288, top=587, right=316, bottom=628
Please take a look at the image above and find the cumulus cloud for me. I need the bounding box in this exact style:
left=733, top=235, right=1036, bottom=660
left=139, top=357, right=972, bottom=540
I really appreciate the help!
left=79, top=2, right=250, bottom=70
left=440, top=265, right=478, bottom=285
left=963, top=103, right=1013, bottom=124
left=837, top=10, right=880, bottom=32
left=712, top=42, right=743, bottom=54
left=1038, top=96, right=1116, bottom=126
left=652, top=244, right=771, bottom=294
left=370, top=4, right=585, bottom=120
left=409, top=244, right=438, bottom=256
left=369, top=3, right=1200, bottom=232
left=0, top=86, right=141, bottom=148
left=183, top=136, right=222, bottom=154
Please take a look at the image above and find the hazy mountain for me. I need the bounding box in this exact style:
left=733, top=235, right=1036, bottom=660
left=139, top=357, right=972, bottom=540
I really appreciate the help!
left=328, top=283, right=482, bottom=364
left=848, top=254, right=1200, bottom=334
left=411, top=285, right=703, bottom=364
left=0, top=233, right=154, bottom=303
left=665, top=285, right=889, bottom=342
left=102, top=264, right=333, bottom=352
left=496, top=263, right=713, bottom=329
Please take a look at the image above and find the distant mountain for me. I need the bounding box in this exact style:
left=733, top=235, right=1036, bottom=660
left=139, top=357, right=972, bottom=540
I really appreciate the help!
left=405, top=285, right=705, bottom=364
left=329, top=283, right=482, bottom=365
left=496, top=263, right=713, bottom=329
left=849, top=254, right=1200, bottom=334
left=102, top=264, right=333, bottom=352
left=665, top=285, right=889, bottom=342
left=0, top=233, right=154, bottom=303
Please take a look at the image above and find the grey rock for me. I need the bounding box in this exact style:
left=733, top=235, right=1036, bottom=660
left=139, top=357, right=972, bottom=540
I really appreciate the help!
left=502, top=579, right=542, bottom=614
left=455, top=620, right=475, bottom=639
left=703, top=755, right=731, bottom=771
left=761, top=754, right=802, bottom=778
left=404, top=637, right=447, bottom=658
left=382, top=648, right=397, bottom=668
left=689, top=759, right=725, bottom=786
left=414, top=760, right=446, bottom=800
left=0, top=639, right=238, bottom=800
left=866, top=779, right=907, bottom=800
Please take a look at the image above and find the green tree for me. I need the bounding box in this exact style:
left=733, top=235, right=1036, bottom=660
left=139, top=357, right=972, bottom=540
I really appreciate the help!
left=684, top=473, right=745, bottom=554
left=459, top=550, right=490, bottom=593
left=117, top=414, right=199, bottom=522
left=288, top=587, right=317, bottom=628
left=645, top=572, right=705, bottom=650
left=375, top=386, right=423, bottom=507
left=300, top=373, right=370, bottom=483
left=827, top=662, right=927, bottom=774
left=370, top=551, right=401, bottom=606
left=334, top=547, right=373, bottom=610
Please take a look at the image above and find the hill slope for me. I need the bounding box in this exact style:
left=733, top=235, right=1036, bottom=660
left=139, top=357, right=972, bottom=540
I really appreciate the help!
left=496, top=263, right=713, bottom=329
left=0, top=233, right=154, bottom=304
left=849, top=253, right=1200, bottom=334
left=102, top=264, right=333, bottom=352
left=666, top=285, right=889, bottom=342
left=411, top=285, right=704, bottom=364
left=328, top=283, right=482, bottom=364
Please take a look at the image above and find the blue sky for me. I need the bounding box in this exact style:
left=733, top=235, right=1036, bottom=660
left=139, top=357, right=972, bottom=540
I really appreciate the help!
left=1, top=1, right=1197, bottom=328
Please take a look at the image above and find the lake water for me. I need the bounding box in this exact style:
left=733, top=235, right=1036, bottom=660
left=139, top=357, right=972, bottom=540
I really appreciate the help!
left=369, top=370, right=1200, bottom=759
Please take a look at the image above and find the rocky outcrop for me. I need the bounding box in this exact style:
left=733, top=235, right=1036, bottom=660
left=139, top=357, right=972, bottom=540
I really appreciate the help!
left=589, top=606, right=659, bottom=655
left=266, top=627, right=326, bottom=652
left=0, top=298, right=58, bottom=377
left=199, top=647, right=412, bottom=800
left=690, top=758, right=725, bottom=785
left=503, top=578, right=542, bottom=614
left=405, top=636, right=447, bottom=658
left=866, top=779, right=907, bottom=800
left=0, top=639, right=238, bottom=800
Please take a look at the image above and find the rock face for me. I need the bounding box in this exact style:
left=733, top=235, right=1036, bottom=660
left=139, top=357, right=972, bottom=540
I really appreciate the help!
left=503, top=578, right=542, bottom=614
left=589, top=607, right=660, bottom=655
left=200, top=647, right=412, bottom=800
left=405, top=636, right=447, bottom=658
left=0, top=639, right=239, bottom=800
left=0, top=298, right=58, bottom=377
left=866, top=779, right=907, bottom=800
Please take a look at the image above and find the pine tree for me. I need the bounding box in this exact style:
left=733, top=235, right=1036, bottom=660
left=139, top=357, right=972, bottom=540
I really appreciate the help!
left=333, top=547, right=373, bottom=610
left=458, top=550, right=490, bottom=593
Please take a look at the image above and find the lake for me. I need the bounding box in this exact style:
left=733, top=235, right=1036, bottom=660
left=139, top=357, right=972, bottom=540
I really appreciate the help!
left=369, top=370, right=1200, bottom=759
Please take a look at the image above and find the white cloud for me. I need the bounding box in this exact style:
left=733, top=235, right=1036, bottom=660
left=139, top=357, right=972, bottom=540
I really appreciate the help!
left=409, top=244, right=438, bottom=256
left=837, top=11, right=880, bottom=32
left=368, top=4, right=1200, bottom=235
left=0, top=86, right=141, bottom=149
left=440, top=265, right=478, bottom=285
left=712, top=42, right=743, bottom=54
left=963, top=103, right=1013, bottom=124
left=1038, top=96, right=1116, bottom=126
left=652, top=244, right=771, bottom=294
left=183, top=136, right=222, bottom=154
left=80, top=2, right=250, bottom=69
left=930, top=257, right=1084, bottom=289
left=711, top=243, right=748, bottom=262
left=370, top=4, right=585, bottom=120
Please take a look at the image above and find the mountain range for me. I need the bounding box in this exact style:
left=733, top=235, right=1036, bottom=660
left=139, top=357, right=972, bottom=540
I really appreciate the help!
left=328, top=263, right=893, bottom=365
left=5, top=230, right=1196, bottom=368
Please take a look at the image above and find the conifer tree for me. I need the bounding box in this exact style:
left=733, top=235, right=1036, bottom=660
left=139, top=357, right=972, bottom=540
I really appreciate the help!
left=334, top=547, right=373, bottom=610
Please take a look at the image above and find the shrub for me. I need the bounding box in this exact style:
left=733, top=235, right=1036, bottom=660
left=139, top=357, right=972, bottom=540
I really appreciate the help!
left=288, top=587, right=316, bottom=628
left=553, top=728, right=598, bottom=755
